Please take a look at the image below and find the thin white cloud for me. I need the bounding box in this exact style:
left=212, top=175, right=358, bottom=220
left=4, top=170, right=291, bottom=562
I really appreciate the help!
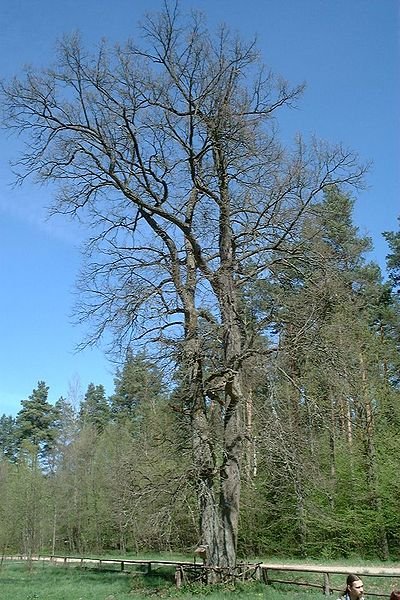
left=0, top=183, right=85, bottom=247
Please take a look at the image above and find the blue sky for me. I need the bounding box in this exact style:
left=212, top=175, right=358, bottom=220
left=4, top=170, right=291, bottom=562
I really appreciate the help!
left=0, top=0, right=399, bottom=416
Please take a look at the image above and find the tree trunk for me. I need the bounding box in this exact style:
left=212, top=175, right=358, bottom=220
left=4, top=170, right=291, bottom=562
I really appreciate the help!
left=359, top=353, right=389, bottom=560
left=219, top=377, right=242, bottom=568
left=244, top=389, right=257, bottom=479
left=52, top=505, right=57, bottom=555
left=191, top=396, right=220, bottom=566
left=216, top=267, right=244, bottom=568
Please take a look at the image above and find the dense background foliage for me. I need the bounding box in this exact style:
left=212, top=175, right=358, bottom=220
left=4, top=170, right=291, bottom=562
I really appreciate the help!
left=1, top=205, right=399, bottom=561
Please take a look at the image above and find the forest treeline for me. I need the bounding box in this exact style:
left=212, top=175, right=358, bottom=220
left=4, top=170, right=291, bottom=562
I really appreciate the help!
left=1, top=196, right=400, bottom=561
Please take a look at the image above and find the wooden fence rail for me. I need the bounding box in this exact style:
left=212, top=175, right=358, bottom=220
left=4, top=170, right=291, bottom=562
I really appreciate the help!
left=259, top=563, right=400, bottom=597
left=1, top=554, right=197, bottom=572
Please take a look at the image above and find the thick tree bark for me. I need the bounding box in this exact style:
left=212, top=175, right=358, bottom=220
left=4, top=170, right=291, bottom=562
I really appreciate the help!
left=215, top=272, right=244, bottom=567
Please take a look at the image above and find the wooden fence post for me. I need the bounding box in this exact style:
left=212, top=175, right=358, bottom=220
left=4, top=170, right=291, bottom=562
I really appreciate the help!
left=262, top=568, right=270, bottom=584
left=323, top=572, right=331, bottom=596
left=175, top=566, right=183, bottom=588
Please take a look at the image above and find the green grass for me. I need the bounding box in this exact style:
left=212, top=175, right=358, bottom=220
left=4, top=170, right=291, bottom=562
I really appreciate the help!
left=0, top=562, right=325, bottom=600
left=0, top=559, right=397, bottom=600
left=0, top=562, right=134, bottom=600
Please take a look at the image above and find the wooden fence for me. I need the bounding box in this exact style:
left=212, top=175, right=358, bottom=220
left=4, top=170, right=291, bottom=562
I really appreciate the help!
left=259, top=563, right=400, bottom=596
left=2, top=554, right=196, bottom=573
left=3, top=555, right=400, bottom=595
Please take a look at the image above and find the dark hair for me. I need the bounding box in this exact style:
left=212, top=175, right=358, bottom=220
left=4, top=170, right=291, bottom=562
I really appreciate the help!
left=342, top=575, right=362, bottom=596
left=347, top=575, right=361, bottom=587
left=390, top=592, right=400, bottom=600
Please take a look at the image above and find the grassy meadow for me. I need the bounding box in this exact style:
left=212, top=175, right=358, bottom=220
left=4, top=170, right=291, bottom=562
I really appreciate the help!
left=0, top=558, right=398, bottom=600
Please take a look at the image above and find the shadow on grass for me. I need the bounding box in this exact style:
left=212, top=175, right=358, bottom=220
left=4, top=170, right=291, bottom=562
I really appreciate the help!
left=67, top=563, right=176, bottom=595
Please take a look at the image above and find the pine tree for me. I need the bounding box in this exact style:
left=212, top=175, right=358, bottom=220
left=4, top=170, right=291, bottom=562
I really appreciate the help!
left=79, top=384, right=110, bottom=432
left=383, top=217, right=400, bottom=291
left=15, top=381, right=57, bottom=461
left=110, top=351, right=165, bottom=422
left=240, top=187, right=397, bottom=558
left=0, top=414, right=18, bottom=459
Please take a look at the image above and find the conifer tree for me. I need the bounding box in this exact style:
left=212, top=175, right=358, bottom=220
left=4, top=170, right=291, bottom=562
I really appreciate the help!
left=79, top=384, right=110, bottom=432
left=15, top=381, right=57, bottom=461
left=110, top=351, right=165, bottom=422
left=383, top=217, right=400, bottom=291
left=0, top=414, right=18, bottom=460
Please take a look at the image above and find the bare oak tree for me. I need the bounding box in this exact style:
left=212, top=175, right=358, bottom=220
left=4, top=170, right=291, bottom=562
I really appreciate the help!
left=1, top=3, right=366, bottom=568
